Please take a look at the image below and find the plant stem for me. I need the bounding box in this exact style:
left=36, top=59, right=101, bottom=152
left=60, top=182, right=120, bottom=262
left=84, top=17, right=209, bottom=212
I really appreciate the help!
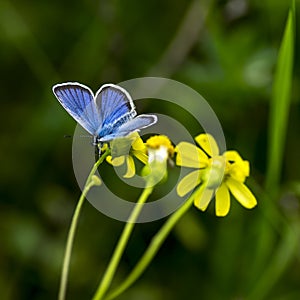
left=92, top=185, right=154, bottom=300
left=104, top=183, right=206, bottom=300
left=58, top=148, right=110, bottom=300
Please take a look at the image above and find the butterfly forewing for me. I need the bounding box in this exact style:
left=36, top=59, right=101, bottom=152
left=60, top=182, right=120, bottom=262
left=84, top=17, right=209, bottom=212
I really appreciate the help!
left=95, top=85, right=136, bottom=131
left=53, top=83, right=100, bottom=135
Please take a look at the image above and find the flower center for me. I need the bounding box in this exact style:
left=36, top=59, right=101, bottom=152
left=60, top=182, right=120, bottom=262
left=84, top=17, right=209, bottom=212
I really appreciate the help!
left=148, top=146, right=169, bottom=163
left=146, top=135, right=174, bottom=157
left=203, top=156, right=226, bottom=189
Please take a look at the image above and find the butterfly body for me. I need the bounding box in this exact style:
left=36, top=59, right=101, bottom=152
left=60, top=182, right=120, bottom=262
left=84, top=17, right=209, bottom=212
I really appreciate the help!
left=52, top=82, right=157, bottom=144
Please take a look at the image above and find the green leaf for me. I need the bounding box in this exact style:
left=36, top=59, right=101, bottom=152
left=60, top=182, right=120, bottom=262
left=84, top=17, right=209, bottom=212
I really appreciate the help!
left=265, top=0, right=295, bottom=194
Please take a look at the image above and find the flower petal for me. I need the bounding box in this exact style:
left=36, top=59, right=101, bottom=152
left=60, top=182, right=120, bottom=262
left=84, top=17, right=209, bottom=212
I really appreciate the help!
left=176, top=142, right=208, bottom=168
left=177, top=170, right=201, bottom=197
left=106, top=156, right=113, bottom=165
left=194, top=188, right=214, bottom=211
left=134, top=151, right=148, bottom=165
left=132, top=135, right=146, bottom=151
left=224, top=150, right=243, bottom=163
left=241, top=160, right=250, bottom=177
left=215, top=184, right=230, bottom=217
left=226, top=178, right=257, bottom=209
left=195, top=134, right=219, bottom=157
left=124, top=156, right=136, bottom=178
left=225, top=151, right=249, bottom=176
left=110, top=136, right=133, bottom=157
left=107, top=155, right=125, bottom=166
left=229, top=163, right=249, bottom=182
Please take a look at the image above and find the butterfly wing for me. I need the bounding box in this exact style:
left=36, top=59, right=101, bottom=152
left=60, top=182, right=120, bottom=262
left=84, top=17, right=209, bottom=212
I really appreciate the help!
left=95, top=84, right=136, bottom=137
left=53, top=82, right=100, bottom=135
left=99, top=114, right=157, bottom=142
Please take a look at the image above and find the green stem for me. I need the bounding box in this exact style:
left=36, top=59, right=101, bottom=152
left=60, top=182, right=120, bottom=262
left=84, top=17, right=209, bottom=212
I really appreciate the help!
left=58, top=148, right=110, bottom=300
left=104, top=183, right=206, bottom=300
left=92, top=185, right=154, bottom=300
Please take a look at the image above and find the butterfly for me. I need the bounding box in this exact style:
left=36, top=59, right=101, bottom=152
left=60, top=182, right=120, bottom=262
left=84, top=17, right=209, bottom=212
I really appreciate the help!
left=52, top=82, right=157, bottom=146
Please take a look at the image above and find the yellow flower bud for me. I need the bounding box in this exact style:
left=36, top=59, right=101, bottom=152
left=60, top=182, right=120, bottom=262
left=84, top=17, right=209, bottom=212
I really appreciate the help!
left=91, top=175, right=102, bottom=186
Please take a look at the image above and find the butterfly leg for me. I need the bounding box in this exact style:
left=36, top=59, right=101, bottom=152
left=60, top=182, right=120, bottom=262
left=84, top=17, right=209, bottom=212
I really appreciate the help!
left=93, top=136, right=104, bottom=162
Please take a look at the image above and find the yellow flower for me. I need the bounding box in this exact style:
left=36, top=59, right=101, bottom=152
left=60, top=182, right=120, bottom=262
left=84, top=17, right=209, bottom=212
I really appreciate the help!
left=106, top=133, right=148, bottom=178
left=176, top=134, right=257, bottom=217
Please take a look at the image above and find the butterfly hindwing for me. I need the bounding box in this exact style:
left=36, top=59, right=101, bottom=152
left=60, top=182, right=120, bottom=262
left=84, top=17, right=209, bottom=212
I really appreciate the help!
left=53, top=83, right=100, bottom=135
left=99, top=114, right=158, bottom=142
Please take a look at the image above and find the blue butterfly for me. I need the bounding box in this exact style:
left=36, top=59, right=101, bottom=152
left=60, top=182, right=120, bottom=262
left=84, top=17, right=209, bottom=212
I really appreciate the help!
left=52, top=82, right=157, bottom=144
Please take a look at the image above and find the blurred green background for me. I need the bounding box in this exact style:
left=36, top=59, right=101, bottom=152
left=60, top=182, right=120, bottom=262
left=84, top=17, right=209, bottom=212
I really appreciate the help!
left=0, top=0, right=299, bottom=299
